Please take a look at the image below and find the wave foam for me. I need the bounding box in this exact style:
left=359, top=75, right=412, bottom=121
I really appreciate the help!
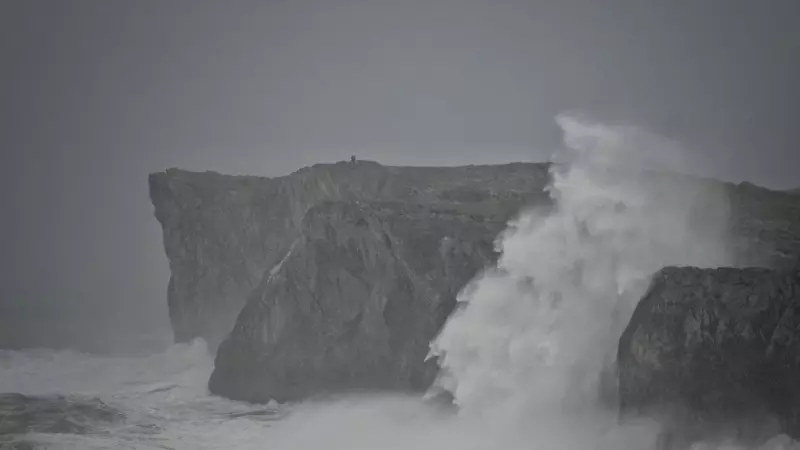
left=1, top=114, right=791, bottom=450
left=431, top=113, right=733, bottom=432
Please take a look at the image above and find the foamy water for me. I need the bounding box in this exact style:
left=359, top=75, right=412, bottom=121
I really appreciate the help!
left=1, top=114, right=796, bottom=450
left=430, top=113, right=733, bottom=422
left=0, top=339, right=284, bottom=449
left=0, top=339, right=530, bottom=450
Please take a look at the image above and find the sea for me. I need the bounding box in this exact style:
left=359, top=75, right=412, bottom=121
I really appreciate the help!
left=2, top=114, right=796, bottom=450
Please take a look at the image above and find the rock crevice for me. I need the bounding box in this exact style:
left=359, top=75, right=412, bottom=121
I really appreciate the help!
left=148, top=162, right=550, bottom=351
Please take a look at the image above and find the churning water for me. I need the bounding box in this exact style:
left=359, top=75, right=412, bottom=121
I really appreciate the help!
left=1, top=115, right=795, bottom=450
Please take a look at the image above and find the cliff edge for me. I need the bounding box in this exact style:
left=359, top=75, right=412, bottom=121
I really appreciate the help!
left=149, top=160, right=800, bottom=405
left=208, top=200, right=508, bottom=402
left=148, top=161, right=550, bottom=351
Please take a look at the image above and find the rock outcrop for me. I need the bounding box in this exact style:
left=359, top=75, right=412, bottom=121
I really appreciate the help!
left=207, top=200, right=510, bottom=402
left=149, top=161, right=550, bottom=351
left=150, top=160, right=800, bottom=404
left=618, top=266, right=800, bottom=446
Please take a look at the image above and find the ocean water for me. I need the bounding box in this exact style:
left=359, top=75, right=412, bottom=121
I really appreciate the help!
left=0, top=338, right=655, bottom=450
left=0, top=339, right=279, bottom=449
left=1, top=114, right=796, bottom=450
left=0, top=338, right=566, bottom=450
left=2, top=340, right=796, bottom=450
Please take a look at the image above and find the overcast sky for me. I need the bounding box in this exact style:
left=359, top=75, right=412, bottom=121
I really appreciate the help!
left=0, top=0, right=798, bottom=352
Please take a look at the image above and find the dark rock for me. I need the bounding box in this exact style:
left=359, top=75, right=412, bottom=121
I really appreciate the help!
left=208, top=200, right=508, bottom=402
left=150, top=161, right=800, bottom=403
left=149, top=162, right=550, bottom=351
left=0, top=393, right=124, bottom=436
left=618, top=266, right=800, bottom=447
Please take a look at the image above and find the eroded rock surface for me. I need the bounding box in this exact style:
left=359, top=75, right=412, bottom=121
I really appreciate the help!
left=618, top=266, right=800, bottom=446
left=150, top=160, right=800, bottom=404
left=149, top=161, right=550, bottom=350
left=208, top=200, right=512, bottom=402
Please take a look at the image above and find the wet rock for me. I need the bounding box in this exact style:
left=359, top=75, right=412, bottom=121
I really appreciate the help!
left=149, top=161, right=799, bottom=404
left=208, top=200, right=507, bottom=402
left=149, top=162, right=550, bottom=351
left=618, top=266, right=800, bottom=447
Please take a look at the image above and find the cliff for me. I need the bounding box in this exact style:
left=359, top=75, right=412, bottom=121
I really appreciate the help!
left=208, top=200, right=509, bottom=402
left=149, top=160, right=800, bottom=405
left=618, top=266, right=800, bottom=446
left=148, top=161, right=550, bottom=351
left=614, top=182, right=800, bottom=446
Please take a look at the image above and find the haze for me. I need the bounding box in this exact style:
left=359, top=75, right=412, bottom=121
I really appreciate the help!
left=0, top=0, right=798, bottom=353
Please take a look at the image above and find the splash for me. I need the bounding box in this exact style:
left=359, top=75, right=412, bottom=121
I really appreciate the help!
left=430, top=113, right=733, bottom=425
left=0, top=115, right=767, bottom=450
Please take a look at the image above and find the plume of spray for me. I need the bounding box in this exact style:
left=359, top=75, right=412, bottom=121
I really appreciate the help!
left=429, top=113, right=733, bottom=436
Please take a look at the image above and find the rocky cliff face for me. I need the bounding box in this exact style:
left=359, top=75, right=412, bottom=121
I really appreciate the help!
left=148, top=169, right=284, bottom=350
left=618, top=266, right=800, bottom=446
left=150, top=160, right=800, bottom=405
left=208, top=200, right=510, bottom=402
left=149, top=161, right=550, bottom=351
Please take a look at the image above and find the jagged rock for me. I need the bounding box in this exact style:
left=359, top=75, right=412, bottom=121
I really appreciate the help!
left=149, top=161, right=550, bottom=350
left=149, top=161, right=800, bottom=403
left=208, top=200, right=510, bottom=402
left=618, top=266, right=800, bottom=447
left=0, top=393, right=124, bottom=436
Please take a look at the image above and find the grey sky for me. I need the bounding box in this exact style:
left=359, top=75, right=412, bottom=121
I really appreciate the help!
left=0, top=0, right=798, bottom=352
